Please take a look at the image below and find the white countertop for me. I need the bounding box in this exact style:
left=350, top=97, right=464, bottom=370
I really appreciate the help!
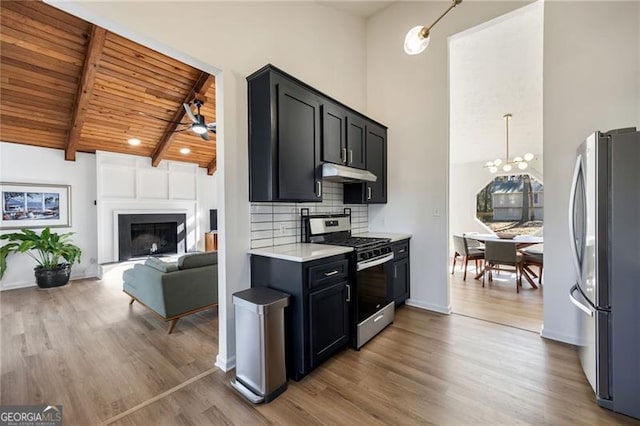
left=249, top=243, right=353, bottom=262
left=354, top=232, right=412, bottom=243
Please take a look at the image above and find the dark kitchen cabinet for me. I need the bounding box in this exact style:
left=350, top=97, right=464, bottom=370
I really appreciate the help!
left=389, top=239, right=410, bottom=306
left=250, top=253, right=350, bottom=381
left=345, top=114, right=366, bottom=169
left=322, top=103, right=366, bottom=170
left=248, top=67, right=322, bottom=202
left=321, top=101, right=347, bottom=165
left=309, top=280, right=349, bottom=367
left=343, top=121, right=387, bottom=204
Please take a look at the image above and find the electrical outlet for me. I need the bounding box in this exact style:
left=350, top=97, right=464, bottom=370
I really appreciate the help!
left=277, top=224, right=286, bottom=236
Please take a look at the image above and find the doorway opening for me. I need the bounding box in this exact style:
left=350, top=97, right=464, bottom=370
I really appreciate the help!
left=448, top=1, right=544, bottom=332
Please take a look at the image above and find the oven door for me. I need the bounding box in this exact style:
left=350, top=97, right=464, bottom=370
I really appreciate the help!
left=354, top=253, right=395, bottom=349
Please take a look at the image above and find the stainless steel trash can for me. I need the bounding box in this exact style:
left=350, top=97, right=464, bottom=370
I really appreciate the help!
left=230, top=287, right=290, bottom=403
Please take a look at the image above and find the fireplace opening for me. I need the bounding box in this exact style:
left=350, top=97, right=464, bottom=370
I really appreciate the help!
left=118, top=213, right=186, bottom=261
left=130, top=222, right=177, bottom=257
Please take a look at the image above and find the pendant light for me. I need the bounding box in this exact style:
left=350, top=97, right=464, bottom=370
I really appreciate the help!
left=404, top=0, right=463, bottom=55
left=485, top=113, right=534, bottom=173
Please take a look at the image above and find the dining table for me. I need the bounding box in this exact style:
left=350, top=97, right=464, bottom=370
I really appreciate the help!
left=464, top=233, right=543, bottom=248
left=463, top=233, right=543, bottom=283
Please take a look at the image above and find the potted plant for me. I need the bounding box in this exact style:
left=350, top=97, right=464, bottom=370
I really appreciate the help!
left=0, top=227, right=82, bottom=288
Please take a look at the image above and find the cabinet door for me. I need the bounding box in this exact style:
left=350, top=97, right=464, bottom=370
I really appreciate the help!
left=277, top=80, right=322, bottom=201
left=346, top=114, right=366, bottom=169
left=321, top=102, right=346, bottom=165
left=309, top=280, right=349, bottom=367
left=391, top=258, right=409, bottom=304
left=366, top=123, right=387, bottom=203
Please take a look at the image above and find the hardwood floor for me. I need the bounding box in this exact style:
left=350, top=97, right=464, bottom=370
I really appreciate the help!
left=109, top=307, right=635, bottom=425
left=450, top=260, right=543, bottom=333
left=2, top=275, right=635, bottom=425
left=0, top=276, right=218, bottom=425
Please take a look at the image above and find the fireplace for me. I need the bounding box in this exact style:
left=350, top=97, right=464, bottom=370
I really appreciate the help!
left=118, top=213, right=186, bottom=261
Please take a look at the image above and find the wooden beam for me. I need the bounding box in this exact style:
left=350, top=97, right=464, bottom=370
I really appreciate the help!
left=207, top=158, right=217, bottom=175
left=151, top=72, right=213, bottom=167
left=65, top=25, right=106, bottom=161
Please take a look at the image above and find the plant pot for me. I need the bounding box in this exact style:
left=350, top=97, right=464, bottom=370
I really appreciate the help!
left=34, top=264, right=71, bottom=288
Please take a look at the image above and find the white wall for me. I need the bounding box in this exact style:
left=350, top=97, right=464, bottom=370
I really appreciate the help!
left=367, top=1, right=639, bottom=343
left=95, top=152, right=216, bottom=264
left=542, top=1, right=639, bottom=344
left=0, top=142, right=98, bottom=290
left=366, top=2, right=525, bottom=314
left=51, top=1, right=368, bottom=370
left=0, top=144, right=217, bottom=290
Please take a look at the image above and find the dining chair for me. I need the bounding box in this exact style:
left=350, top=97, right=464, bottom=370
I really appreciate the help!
left=451, top=235, right=484, bottom=281
left=482, top=241, right=524, bottom=292
left=521, top=244, right=543, bottom=286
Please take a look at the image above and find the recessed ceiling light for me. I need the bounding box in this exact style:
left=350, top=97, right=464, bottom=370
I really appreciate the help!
left=179, top=147, right=191, bottom=155
left=127, top=138, right=141, bottom=146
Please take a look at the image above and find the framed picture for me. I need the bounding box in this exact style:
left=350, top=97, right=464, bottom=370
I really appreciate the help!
left=1, top=182, right=71, bottom=230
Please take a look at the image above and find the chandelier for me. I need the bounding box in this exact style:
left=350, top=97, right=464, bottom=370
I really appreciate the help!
left=485, top=113, right=534, bottom=173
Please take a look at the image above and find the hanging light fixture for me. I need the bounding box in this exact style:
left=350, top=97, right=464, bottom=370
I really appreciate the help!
left=404, top=0, right=463, bottom=55
left=485, top=113, right=534, bottom=173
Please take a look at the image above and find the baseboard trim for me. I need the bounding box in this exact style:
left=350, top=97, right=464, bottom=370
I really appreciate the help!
left=215, top=354, right=236, bottom=372
left=0, top=273, right=97, bottom=291
left=540, top=325, right=581, bottom=346
left=406, top=299, right=452, bottom=315
left=0, top=281, right=37, bottom=291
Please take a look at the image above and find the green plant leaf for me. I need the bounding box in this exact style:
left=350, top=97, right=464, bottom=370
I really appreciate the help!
left=0, top=227, right=82, bottom=279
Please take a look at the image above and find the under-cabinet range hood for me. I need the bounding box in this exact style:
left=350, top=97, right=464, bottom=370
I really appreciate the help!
left=322, top=163, right=377, bottom=183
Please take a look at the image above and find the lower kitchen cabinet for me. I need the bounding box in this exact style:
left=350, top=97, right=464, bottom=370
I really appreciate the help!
left=389, top=239, right=410, bottom=305
left=309, top=280, right=349, bottom=367
left=250, top=254, right=350, bottom=380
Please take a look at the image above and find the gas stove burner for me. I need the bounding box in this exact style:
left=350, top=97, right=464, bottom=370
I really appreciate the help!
left=324, top=236, right=391, bottom=250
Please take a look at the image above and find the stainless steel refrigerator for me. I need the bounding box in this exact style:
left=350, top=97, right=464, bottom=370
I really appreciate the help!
left=568, top=127, right=639, bottom=419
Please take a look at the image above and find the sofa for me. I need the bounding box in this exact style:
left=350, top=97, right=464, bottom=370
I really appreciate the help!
left=122, top=251, right=218, bottom=333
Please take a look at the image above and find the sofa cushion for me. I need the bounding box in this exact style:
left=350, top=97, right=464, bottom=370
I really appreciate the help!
left=145, top=257, right=179, bottom=273
left=178, top=252, right=218, bottom=270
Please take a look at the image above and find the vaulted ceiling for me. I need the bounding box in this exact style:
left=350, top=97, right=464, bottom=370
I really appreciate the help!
left=0, top=1, right=217, bottom=174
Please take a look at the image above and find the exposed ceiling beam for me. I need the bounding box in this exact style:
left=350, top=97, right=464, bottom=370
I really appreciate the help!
left=207, top=158, right=217, bottom=175
left=151, top=72, right=214, bottom=167
left=65, top=25, right=107, bottom=161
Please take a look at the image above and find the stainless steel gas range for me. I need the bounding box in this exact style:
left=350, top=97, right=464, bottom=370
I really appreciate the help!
left=302, top=210, right=395, bottom=349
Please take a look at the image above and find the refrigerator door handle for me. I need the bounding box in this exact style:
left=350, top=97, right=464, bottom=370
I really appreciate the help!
left=569, top=283, right=594, bottom=317
left=568, top=154, right=584, bottom=280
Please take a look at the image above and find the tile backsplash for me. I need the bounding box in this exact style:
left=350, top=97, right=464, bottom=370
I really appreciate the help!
left=250, top=181, right=368, bottom=248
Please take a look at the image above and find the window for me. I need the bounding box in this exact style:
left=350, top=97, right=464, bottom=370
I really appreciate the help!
left=476, top=174, right=543, bottom=235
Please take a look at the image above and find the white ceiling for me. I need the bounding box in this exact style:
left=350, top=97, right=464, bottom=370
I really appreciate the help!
left=449, top=2, right=544, bottom=165
left=317, top=1, right=396, bottom=18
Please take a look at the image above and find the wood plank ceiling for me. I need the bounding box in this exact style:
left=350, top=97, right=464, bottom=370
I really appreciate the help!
left=0, top=1, right=217, bottom=174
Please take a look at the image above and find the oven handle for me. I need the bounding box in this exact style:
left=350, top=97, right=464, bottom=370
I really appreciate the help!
left=357, top=253, right=394, bottom=271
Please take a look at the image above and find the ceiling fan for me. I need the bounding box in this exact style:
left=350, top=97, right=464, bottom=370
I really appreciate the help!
left=182, top=99, right=216, bottom=141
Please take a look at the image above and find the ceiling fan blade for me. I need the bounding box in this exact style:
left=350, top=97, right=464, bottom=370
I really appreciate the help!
left=200, top=131, right=210, bottom=141
left=183, top=103, right=198, bottom=123
left=207, top=122, right=217, bottom=134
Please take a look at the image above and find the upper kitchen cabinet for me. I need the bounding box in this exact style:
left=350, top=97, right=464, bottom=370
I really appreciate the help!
left=248, top=66, right=322, bottom=202
left=322, top=101, right=366, bottom=170
left=344, top=122, right=387, bottom=204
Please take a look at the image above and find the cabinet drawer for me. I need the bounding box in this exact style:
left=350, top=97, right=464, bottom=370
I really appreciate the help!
left=392, top=241, right=409, bottom=259
left=308, top=259, right=349, bottom=289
